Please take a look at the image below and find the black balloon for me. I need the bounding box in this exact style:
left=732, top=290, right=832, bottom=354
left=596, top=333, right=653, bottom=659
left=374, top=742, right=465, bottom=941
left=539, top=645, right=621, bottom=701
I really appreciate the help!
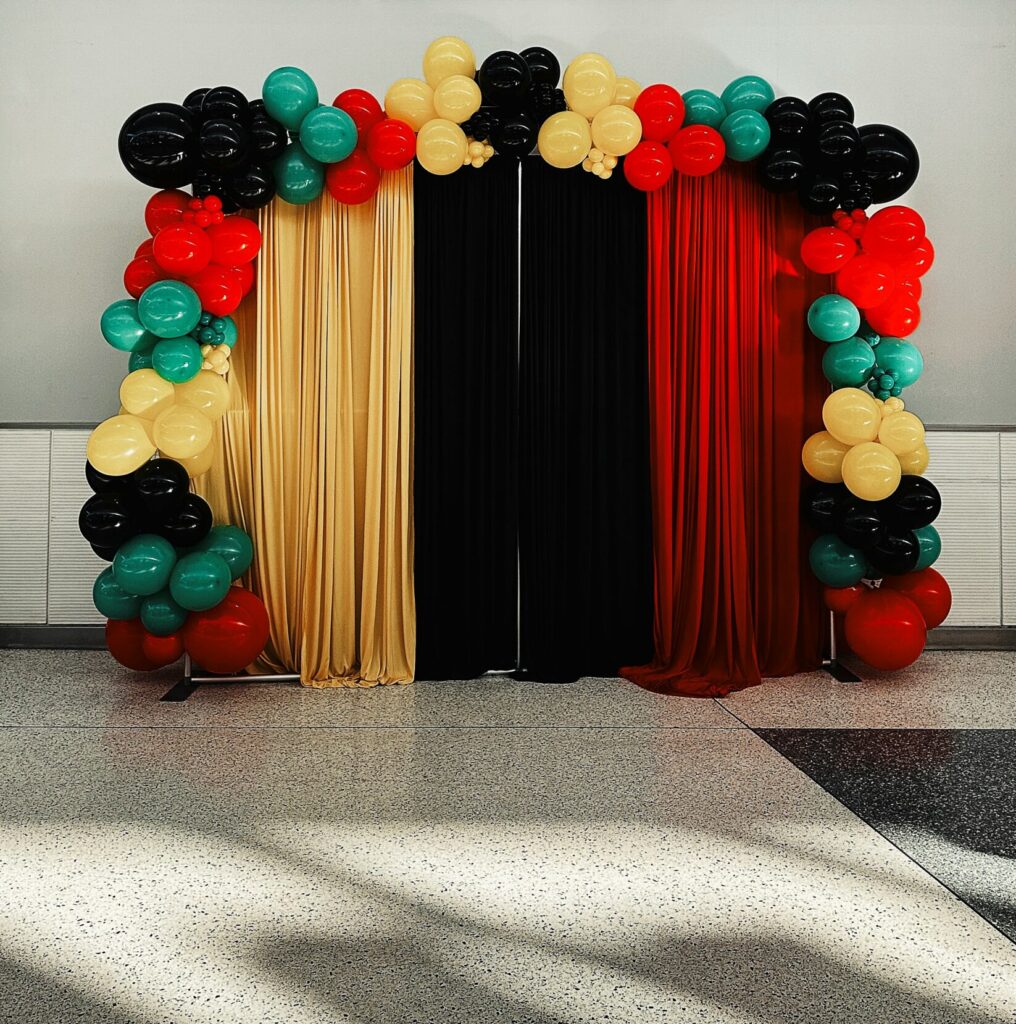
left=85, top=460, right=131, bottom=495
left=526, top=83, right=567, bottom=126
left=200, top=85, right=250, bottom=125
left=884, top=477, right=941, bottom=530
left=91, top=543, right=119, bottom=562
left=153, top=493, right=212, bottom=548
left=224, top=163, right=276, bottom=210
left=839, top=170, right=874, bottom=211
left=183, top=87, right=210, bottom=117
left=809, top=92, right=854, bottom=125
left=758, top=148, right=807, bottom=192
left=192, top=167, right=237, bottom=211
left=836, top=498, right=885, bottom=549
left=813, top=119, right=861, bottom=168
left=764, top=96, right=811, bottom=143
left=520, top=45, right=561, bottom=86
left=858, top=123, right=919, bottom=203
left=199, top=118, right=252, bottom=171
left=802, top=483, right=846, bottom=532
left=491, top=111, right=536, bottom=158
left=78, top=493, right=142, bottom=549
left=462, top=106, right=504, bottom=143
left=250, top=110, right=288, bottom=163
left=478, top=51, right=532, bottom=107
left=798, top=172, right=841, bottom=213
left=118, top=103, right=196, bottom=189
left=866, top=530, right=920, bottom=577
left=132, top=459, right=190, bottom=518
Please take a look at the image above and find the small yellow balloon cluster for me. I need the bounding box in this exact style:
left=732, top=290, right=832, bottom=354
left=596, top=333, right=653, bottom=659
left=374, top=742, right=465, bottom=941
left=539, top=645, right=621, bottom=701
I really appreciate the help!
left=200, top=342, right=232, bottom=376
left=463, top=138, right=495, bottom=169
left=581, top=147, right=618, bottom=180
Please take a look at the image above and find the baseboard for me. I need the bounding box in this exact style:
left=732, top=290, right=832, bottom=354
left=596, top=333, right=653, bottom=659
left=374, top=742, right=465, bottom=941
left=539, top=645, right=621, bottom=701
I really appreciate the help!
left=926, top=626, right=1016, bottom=651
left=0, top=624, right=106, bottom=650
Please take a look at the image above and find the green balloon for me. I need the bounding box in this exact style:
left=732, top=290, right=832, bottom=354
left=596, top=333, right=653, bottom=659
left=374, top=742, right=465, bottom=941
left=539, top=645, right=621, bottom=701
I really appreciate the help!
left=914, top=525, right=941, bottom=570
left=128, top=349, right=155, bottom=371
left=274, top=142, right=324, bottom=205
left=720, top=75, right=775, bottom=114
left=138, top=280, right=202, bottom=339
left=113, top=534, right=177, bottom=597
left=719, top=109, right=770, bottom=162
left=682, top=89, right=726, bottom=128
left=299, top=104, right=357, bottom=163
left=263, top=66, right=319, bottom=130
left=192, top=525, right=254, bottom=580
left=140, top=589, right=189, bottom=636
left=152, top=337, right=202, bottom=383
left=809, top=534, right=867, bottom=587
left=101, top=299, right=157, bottom=353
left=170, top=551, right=231, bottom=611
left=874, top=337, right=924, bottom=388
left=93, top=567, right=143, bottom=619
left=823, top=337, right=877, bottom=388
left=808, top=294, right=860, bottom=343
left=219, top=315, right=238, bottom=348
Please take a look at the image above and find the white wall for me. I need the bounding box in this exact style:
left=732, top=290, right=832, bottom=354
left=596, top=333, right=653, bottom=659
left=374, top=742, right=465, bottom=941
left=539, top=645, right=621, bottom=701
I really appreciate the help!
left=1, top=0, right=1013, bottom=425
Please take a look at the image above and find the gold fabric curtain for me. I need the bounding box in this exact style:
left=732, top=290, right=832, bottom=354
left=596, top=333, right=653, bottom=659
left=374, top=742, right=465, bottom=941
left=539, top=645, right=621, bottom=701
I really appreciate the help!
left=196, top=169, right=415, bottom=686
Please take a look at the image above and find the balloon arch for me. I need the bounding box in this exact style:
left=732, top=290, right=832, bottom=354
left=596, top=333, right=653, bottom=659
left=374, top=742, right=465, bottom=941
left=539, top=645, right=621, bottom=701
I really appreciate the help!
left=81, top=36, right=949, bottom=677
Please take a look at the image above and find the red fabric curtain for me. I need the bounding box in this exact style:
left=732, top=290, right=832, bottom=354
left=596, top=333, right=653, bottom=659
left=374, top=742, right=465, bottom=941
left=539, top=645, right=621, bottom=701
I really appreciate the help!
left=622, top=164, right=828, bottom=698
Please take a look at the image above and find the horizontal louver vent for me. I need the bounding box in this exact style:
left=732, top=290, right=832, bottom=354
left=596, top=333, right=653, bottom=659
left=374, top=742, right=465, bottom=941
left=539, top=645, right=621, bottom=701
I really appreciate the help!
left=1002, top=434, right=1016, bottom=626
left=0, top=431, right=50, bottom=623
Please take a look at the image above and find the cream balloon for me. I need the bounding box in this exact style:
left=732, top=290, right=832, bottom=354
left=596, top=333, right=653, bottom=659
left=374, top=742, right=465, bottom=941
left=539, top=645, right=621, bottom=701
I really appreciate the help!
left=801, top=430, right=849, bottom=484
left=416, top=118, right=468, bottom=175
left=841, top=442, right=902, bottom=501
left=613, top=76, right=641, bottom=109
left=422, top=35, right=476, bottom=87
left=174, top=370, right=230, bottom=420
left=433, top=74, right=482, bottom=123
left=897, top=443, right=929, bottom=476
left=86, top=414, right=156, bottom=477
left=563, top=52, right=617, bottom=119
left=118, top=368, right=175, bottom=419
left=537, top=111, right=592, bottom=169
left=590, top=104, right=642, bottom=156
left=877, top=411, right=925, bottom=455
left=120, top=406, right=157, bottom=444
left=882, top=396, right=905, bottom=415
left=153, top=405, right=213, bottom=460
left=174, top=443, right=216, bottom=478
left=384, top=78, right=436, bottom=132
left=822, top=387, right=881, bottom=446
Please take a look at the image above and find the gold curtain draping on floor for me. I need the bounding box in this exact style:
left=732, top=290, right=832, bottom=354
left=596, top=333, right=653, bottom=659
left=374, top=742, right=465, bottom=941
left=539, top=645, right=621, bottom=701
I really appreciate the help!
left=196, top=169, right=415, bottom=687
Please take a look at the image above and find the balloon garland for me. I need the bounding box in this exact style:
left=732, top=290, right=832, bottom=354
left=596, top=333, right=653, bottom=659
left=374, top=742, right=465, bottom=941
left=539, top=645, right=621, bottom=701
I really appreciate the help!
left=96, top=36, right=945, bottom=677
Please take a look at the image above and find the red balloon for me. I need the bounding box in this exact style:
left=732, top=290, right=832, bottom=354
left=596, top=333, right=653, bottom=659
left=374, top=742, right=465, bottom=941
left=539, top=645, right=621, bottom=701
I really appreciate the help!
left=153, top=223, right=213, bottom=276
left=897, top=277, right=922, bottom=301
left=135, top=238, right=155, bottom=259
left=124, top=255, right=166, bottom=298
left=668, top=125, right=725, bottom=176
left=205, top=216, right=262, bottom=266
left=142, top=631, right=184, bottom=666
left=884, top=568, right=952, bottom=630
left=185, top=265, right=243, bottom=316
left=622, top=141, right=673, bottom=191
left=824, top=584, right=865, bottom=615
left=633, top=84, right=685, bottom=143
left=800, top=227, right=858, bottom=274
left=106, top=619, right=160, bottom=671
left=835, top=253, right=897, bottom=309
left=865, top=292, right=921, bottom=337
left=844, top=589, right=927, bottom=671
left=231, top=261, right=255, bottom=297
left=182, top=587, right=270, bottom=674
left=145, top=189, right=191, bottom=235
left=892, top=235, right=935, bottom=278
left=861, top=205, right=926, bottom=262
left=334, top=88, right=384, bottom=137
left=366, top=118, right=416, bottom=171
left=326, top=149, right=382, bottom=205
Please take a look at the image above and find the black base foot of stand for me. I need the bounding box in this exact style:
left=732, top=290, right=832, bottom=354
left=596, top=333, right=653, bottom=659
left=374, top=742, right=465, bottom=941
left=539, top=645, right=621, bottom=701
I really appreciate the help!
left=159, top=677, right=201, bottom=702
left=158, top=654, right=300, bottom=702
left=823, top=659, right=862, bottom=683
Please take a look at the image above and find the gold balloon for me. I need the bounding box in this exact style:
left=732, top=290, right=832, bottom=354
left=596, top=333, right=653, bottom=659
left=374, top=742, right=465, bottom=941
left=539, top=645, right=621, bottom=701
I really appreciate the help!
left=86, top=414, right=156, bottom=477
left=822, top=387, right=881, bottom=446
left=415, top=118, right=468, bottom=175
left=174, top=443, right=216, bottom=478
left=801, top=430, right=850, bottom=483
left=563, top=52, right=617, bottom=119
left=537, top=111, right=592, bottom=169
left=842, top=442, right=902, bottom=501
left=422, top=35, right=476, bottom=87
left=153, top=405, right=213, bottom=460
left=433, top=74, right=482, bottom=123
left=120, top=405, right=157, bottom=444
left=898, top=443, right=929, bottom=476
left=882, top=396, right=905, bottom=415
left=613, top=76, right=641, bottom=108
left=878, top=410, right=925, bottom=455
left=174, top=370, right=230, bottom=420
left=384, top=78, right=436, bottom=132
left=590, top=104, right=642, bottom=156
left=119, top=368, right=175, bottom=419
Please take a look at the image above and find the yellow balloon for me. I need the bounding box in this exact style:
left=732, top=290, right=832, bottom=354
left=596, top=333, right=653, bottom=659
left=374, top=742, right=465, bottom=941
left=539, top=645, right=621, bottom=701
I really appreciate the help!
left=590, top=104, right=642, bottom=156
left=898, top=443, right=929, bottom=476
left=118, top=368, right=174, bottom=419
left=86, top=414, right=156, bottom=477
left=174, top=443, right=216, bottom=478
left=422, top=35, right=476, bottom=87
left=822, top=387, right=881, bottom=446
left=174, top=370, right=230, bottom=420
left=120, top=405, right=157, bottom=444
left=801, top=430, right=850, bottom=483
left=433, top=74, right=482, bottom=123
left=384, top=78, right=436, bottom=132
left=416, top=118, right=468, bottom=175
left=882, top=396, right=905, bottom=415
left=537, top=111, right=592, bottom=169
left=563, top=52, right=617, bottom=119
left=878, top=411, right=925, bottom=455
left=153, top=405, right=213, bottom=460
left=613, top=76, right=641, bottom=108
left=842, top=442, right=902, bottom=501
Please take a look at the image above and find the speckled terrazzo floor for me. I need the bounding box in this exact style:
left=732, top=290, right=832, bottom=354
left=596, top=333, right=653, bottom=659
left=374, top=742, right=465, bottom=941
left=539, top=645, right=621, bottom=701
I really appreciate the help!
left=0, top=650, right=1014, bottom=1023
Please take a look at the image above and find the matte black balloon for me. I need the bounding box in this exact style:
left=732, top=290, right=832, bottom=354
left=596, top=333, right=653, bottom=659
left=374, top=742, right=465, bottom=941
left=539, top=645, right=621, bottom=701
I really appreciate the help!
left=835, top=497, right=885, bottom=549
left=200, top=85, right=250, bottom=125
left=802, top=482, right=847, bottom=532
left=491, top=111, right=536, bottom=158
left=250, top=111, right=288, bottom=163
left=520, top=45, right=561, bottom=86
left=809, top=92, right=854, bottom=126
left=764, top=96, right=811, bottom=143
left=183, top=87, right=210, bottom=117
left=866, top=530, right=920, bottom=577
left=118, top=103, right=196, bottom=189
left=86, top=460, right=132, bottom=495
left=224, top=163, right=276, bottom=210
left=798, top=172, right=841, bottom=214
left=198, top=118, right=252, bottom=171
left=758, top=148, right=807, bottom=193
left=78, top=493, right=142, bottom=549
left=858, top=123, right=919, bottom=203
left=478, top=51, right=532, bottom=107
left=132, top=458, right=191, bottom=518
left=153, top=493, right=212, bottom=548
left=884, top=476, right=941, bottom=530
left=813, top=119, right=861, bottom=168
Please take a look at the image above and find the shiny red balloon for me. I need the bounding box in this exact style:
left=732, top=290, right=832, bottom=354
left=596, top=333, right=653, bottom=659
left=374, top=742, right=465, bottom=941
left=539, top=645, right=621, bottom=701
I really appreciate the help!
left=185, top=265, right=243, bottom=316
left=892, top=235, right=935, bottom=278
left=844, top=589, right=927, bottom=671
left=106, top=618, right=160, bottom=671
left=366, top=118, right=416, bottom=170
left=142, top=631, right=185, bottom=666
left=668, top=125, right=725, bottom=176
left=865, top=292, right=921, bottom=337
left=334, top=88, right=384, bottom=137
left=884, top=568, right=952, bottom=630
left=835, top=253, right=897, bottom=309
left=231, top=261, right=255, bottom=297
left=153, top=223, right=213, bottom=276
left=861, top=205, right=926, bottom=262
left=145, top=189, right=191, bottom=235
left=205, top=216, right=262, bottom=266
left=182, top=587, right=270, bottom=674
left=326, top=149, right=382, bottom=205
left=824, top=584, right=865, bottom=615
left=135, top=238, right=155, bottom=259
left=897, top=277, right=922, bottom=301
left=622, top=141, right=673, bottom=191
left=633, top=84, right=685, bottom=143
left=800, top=227, right=858, bottom=274
left=124, top=255, right=166, bottom=298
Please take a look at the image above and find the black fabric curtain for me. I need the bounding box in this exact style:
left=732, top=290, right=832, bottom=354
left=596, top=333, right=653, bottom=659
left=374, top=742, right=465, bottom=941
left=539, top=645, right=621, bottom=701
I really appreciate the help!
left=413, top=157, right=519, bottom=679
left=518, top=158, right=654, bottom=681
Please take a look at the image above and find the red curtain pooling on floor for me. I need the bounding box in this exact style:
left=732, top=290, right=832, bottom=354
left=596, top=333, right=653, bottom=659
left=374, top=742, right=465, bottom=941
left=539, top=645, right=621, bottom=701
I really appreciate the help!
left=623, top=165, right=828, bottom=698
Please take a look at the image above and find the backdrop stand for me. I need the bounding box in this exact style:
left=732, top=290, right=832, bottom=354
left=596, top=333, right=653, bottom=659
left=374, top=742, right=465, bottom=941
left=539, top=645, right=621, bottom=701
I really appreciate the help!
left=821, top=610, right=862, bottom=682
left=159, top=654, right=300, bottom=702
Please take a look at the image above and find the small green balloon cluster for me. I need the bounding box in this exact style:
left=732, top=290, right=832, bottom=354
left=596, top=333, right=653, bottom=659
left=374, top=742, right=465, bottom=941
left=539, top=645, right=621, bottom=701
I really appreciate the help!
left=681, top=76, right=774, bottom=163
left=189, top=312, right=238, bottom=349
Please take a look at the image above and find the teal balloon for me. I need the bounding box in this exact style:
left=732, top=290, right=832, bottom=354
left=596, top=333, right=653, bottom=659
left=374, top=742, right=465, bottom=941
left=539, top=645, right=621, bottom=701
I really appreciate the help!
left=192, top=525, right=254, bottom=580
left=274, top=142, right=324, bottom=205
left=809, top=534, right=867, bottom=587
left=263, top=66, right=319, bottom=130
left=101, top=299, right=157, bottom=353
left=914, top=525, right=942, bottom=571
left=152, top=337, right=202, bottom=383
left=128, top=349, right=154, bottom=371
left=720, top=75, right=775, bottom=114
left=219, top=315, right=238, bottom=349
left=140, top=589, right=189, bottom=636
left=822, top=337, right=877, bottom=388
left=93, top=567, right=143, bottom=620
left=170, top=551, right=232, bottom=611
left=719, top=109, right=770, bottom=161
left=299, top=104, right=357, bottom=163
left=874, top=337, right=924, bottom=388
left=113, top=534, right=177, bottom=597
left=682, top=88, right=726, bottom=128
left=138, top=280, right=202, bottom=339
left=808, top=294, right=861, bottom=343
